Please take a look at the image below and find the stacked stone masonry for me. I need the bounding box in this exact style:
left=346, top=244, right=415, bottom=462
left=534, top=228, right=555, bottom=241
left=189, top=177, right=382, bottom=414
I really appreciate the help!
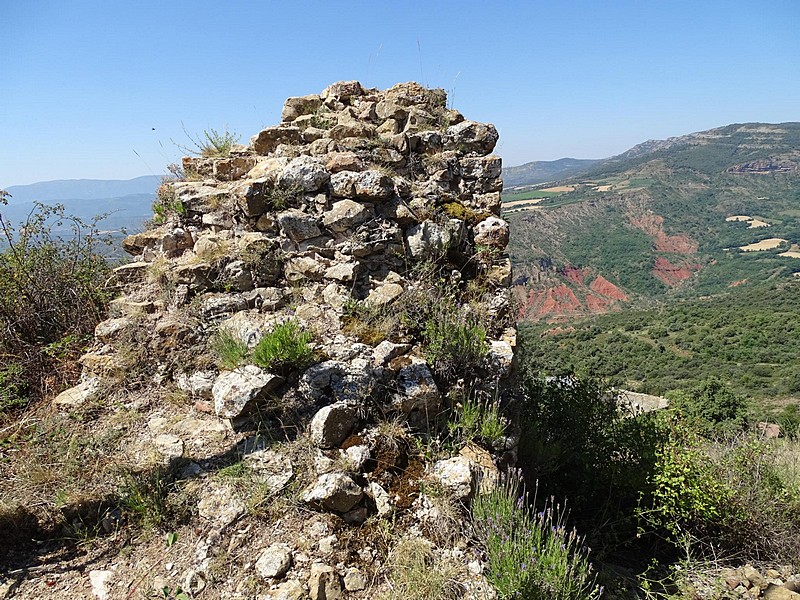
left=61, top=83, right=515, bottom=598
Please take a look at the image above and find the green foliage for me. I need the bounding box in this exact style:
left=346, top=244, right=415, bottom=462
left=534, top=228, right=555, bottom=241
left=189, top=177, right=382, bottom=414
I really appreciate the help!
left=0, top=200, right=112, bottom=412
left=265, top=183, right=303, bottom=211
left=507, top=124, right=800, bottom=306
left=471, top=471, right=602, bottom=600
left=636, top=421, right=800, bottom=562
left=178, top=126, right=240, bottom=158
left=422, top=308, right=488, bottom=381
left=151, top=180, right=186, bottom=225
left=516, top=371, right=665, bottom=554
left=637, top=418, right=731, bottom=545
left=118, top=466, right=189, bottom=531
left=252, top=320, right=314, bottom=375
left=667, top=378, right=749, bottom=437
left=447, top=388, right=505, bottom=447
left=210, top=328, right=249, bottom=370
left=0, top=362, right=27, bottom=412
left=777, top=404, right=800, bottom=439
left=518, top=281, right=800, bottom=400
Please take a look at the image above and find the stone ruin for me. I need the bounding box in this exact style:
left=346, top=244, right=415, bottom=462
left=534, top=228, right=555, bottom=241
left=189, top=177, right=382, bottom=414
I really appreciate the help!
left=55, top=81, right=515, bottom=598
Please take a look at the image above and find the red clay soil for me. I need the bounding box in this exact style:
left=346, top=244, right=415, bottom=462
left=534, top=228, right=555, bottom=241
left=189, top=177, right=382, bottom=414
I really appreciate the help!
left=589, top=275, right=628, bottom=301
left=540, top=285, right=583, bottom=314
left=652, top=257, right=698, bottom=286
left=630, top=214, right=698, bottom=254
left=523, top=285, right=583, bottom=319
left=585, top=293, right=615, bottom=312
left=559, top=265, right=590, bottom=285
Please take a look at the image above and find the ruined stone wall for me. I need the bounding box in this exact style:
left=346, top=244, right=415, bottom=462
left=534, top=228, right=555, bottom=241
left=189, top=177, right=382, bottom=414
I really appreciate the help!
left=64, top=81, right=514, bottom=523
left=106, top=80, right=512, bottom=418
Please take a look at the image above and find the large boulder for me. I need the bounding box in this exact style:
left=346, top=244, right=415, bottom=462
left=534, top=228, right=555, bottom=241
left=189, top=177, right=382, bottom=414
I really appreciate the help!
left=278, top=209, right=322, bottom=242
left=277, top=156, right=330, bottom=192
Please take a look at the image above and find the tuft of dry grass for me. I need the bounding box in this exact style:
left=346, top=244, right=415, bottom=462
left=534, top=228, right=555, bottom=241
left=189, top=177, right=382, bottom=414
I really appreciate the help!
left=379, top=538, right=464, bottom=600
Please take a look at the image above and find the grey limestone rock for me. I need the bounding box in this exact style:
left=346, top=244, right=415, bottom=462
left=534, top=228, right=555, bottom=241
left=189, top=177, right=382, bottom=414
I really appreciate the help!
left=255, top=543, right=293, bottom=580
left=473, top=216, right=510, bottom=249
left=322, top=199, right=373, bottom=233
left=309, top=563, right=343, bottom=600
left=444, top=120, right=499, bottom=155
left=278, top=208, right=322, bottom=242
left=430, top=456, right=478, bottom=500
left=301, top=472, right=364, bottom=513
left=393, top=357, right=441, bottom=413
left=310, top=402, right=358, bottom=449
left=212, top=366, right=281, bottom=419
left=277, top=156, right=330, bottom=192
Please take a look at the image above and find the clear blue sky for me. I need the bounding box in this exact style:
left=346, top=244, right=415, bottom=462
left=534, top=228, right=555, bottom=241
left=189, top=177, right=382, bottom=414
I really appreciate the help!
left=2, top=0, right=798, bottom=187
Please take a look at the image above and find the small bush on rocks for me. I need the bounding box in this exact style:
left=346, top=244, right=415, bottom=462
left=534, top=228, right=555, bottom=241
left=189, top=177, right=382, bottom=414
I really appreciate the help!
left=447, top=387, right=506, bottom=448
left=252, top=320, right=314, bottom=375
left=211, top=328, right=249, bottom=370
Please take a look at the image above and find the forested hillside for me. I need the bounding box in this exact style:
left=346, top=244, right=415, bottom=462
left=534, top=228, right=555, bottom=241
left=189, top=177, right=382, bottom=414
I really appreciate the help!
left=505, top=123, right=800, bottom=320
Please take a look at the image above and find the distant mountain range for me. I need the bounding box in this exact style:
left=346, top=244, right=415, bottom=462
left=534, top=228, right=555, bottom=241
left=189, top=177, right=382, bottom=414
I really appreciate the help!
left=502, top=158, right=602, bottom=188
left=1, top=176, right=160, bottom=234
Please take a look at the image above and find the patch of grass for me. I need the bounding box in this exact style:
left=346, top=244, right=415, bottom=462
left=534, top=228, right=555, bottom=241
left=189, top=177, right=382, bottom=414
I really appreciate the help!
left=118, top=466, right=192, bottom=532
left=447, top=388, right=506, bottom=447
left=211, top=328, right=249, bottom=371
left=423, top=308, right=488, bottom=382
left=342, top=298, right=400, bottom=345
left=151, top=180, right=186, bottom=225
left=471, top=471, right=602, bottom=600
left=252, top=320, right=314, bottom=375
left=380, top=538, right=463, bottom=600
left=265, top=183, right=303, bottom=211
left=177, top=126, right=240, bottom=158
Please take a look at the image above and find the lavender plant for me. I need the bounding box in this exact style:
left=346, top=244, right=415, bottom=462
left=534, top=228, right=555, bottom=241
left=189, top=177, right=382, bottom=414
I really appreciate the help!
left=471, top=470, right=602, bottom=600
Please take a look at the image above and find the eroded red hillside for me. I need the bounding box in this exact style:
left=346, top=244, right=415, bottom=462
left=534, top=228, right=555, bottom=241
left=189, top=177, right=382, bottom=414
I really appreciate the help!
left=589, top=275, right=628, bottom=301
left=517, top=266, right=630, bottom=321
left=652, top=257, right=700, bottom=286
left=629, top=213, right=698, bottom=254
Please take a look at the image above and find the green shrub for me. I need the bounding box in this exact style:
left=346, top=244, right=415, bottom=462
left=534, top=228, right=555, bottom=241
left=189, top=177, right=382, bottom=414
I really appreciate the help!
left=422, top=309, right=488, bottom=381
left=210, top=328, right=249, bottom=370
left=175, top=126, right=239, bottom=158
left=516, top=372, right=665, bottom=554
left=0, top=199, right=112, bottom=412
left=252, top=320, right=314, bottom=375
left=0, top=362, right=27, bottom=412
left=636, top=417, right=731, bottom=546
left=667, top=378, right=749, bottom=438
left=777, top=404, right=800, bottom=439
left=471, top=471, right=602, bottom=600
left=636, top=421, right=800, bottom=562
left=151, top=180, right=186, bottom=225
